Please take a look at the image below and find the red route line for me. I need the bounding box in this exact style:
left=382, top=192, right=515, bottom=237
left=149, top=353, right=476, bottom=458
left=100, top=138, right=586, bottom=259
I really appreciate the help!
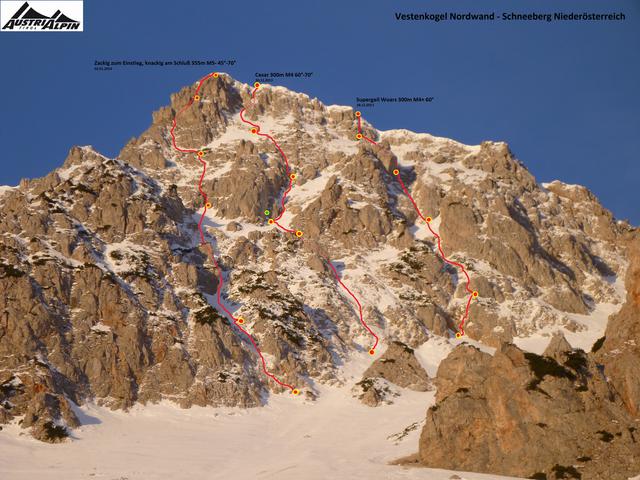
left=354, top=114, right=476, bottom=336
left=239, top=83, right=380, bottom=353
left=274, top=220, right=295, bottom=234
left=326, top=260, right=379, bottom=353
left=239, top=108, right=294, bottom=230
left=361, top=135, right=377, bottom=145
left=355, top=112, right=377, bottom=146
left=171, top=73, right=296, bottom=393
left=395, top=174, right=475, bottom=335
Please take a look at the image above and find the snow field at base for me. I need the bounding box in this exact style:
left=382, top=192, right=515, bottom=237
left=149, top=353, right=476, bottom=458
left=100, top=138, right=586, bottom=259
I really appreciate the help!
left=0, top=340, right=521, bottom=480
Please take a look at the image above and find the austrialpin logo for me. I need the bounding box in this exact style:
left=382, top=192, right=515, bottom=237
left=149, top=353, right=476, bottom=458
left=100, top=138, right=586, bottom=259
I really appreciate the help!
left=1, top=1, right=83, bottom=31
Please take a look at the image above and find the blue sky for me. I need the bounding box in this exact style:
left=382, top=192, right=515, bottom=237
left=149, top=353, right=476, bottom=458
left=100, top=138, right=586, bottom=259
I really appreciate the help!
left=1, top=0, right=638, bottom=223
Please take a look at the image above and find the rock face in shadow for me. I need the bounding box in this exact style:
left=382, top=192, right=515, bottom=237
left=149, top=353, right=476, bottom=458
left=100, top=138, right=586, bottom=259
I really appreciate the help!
left=416, top=340, right=640, bottom=479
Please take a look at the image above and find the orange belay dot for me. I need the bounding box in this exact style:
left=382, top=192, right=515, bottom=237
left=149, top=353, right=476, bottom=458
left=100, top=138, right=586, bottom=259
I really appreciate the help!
left=295, top=230, right=303, bottom=238
left=205, top=202, right=212, bottom=209
left=368, top=349, right=375, bottom=355
left=268, top=219, right=275, bottom=225
left=392, top=169, right=399, bottom=176
left=355, top=111, right=361, bottom=117
left=356, top=133, right=363, bottom=140
left=197, top=151, right=205, bottom=157
left=292, top=388, right=300, bottom=396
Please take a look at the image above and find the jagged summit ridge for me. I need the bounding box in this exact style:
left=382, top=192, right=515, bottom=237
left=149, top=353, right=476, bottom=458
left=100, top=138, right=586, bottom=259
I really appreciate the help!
left=0, top=73, right=632, bottom=444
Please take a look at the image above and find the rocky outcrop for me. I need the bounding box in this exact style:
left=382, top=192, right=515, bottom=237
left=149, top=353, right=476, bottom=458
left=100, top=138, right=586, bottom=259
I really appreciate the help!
left=353, top=377, right=397, bottom=407
left=354, top=340, right=431, bottom=407
left=415, top=341, right=640, bottom=479
left=595, top=232, right=640, bottom=417
left=361, top=341, right=431, bottom=392
left=543, top=331, right=574, bottom=361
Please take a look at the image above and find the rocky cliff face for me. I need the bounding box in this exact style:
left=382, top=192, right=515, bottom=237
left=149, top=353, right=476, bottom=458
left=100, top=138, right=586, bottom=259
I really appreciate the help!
left=0, top=73, right=634, bottom=448
left=596, top=232, right=640, bottom=418
left=416, top=231, right=639, bottom=479
left=416, top=339, right=640, bottom=479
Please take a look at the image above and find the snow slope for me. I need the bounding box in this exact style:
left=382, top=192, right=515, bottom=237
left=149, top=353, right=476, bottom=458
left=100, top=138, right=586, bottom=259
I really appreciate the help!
left=0, top=342, right=521, bottom=480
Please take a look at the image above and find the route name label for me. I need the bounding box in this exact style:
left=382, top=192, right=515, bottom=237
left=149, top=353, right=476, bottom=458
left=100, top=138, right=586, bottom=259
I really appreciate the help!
left=254, top=72, right=314, bottom=83
left=356, top=96, right=434, bottom=108
left=93, top=59, right=236, bottom=71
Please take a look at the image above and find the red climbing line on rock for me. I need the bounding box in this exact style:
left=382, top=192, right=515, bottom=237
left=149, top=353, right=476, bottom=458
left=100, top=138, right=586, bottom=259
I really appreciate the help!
left=239, top=81, right=379, bottom=354
left=354, top=110, right=378, bottom=145
left=394, top=172, right=476, bottom=336
left=239, top=82, right=298, bottom=234
left=354, top=112, right=477, bottom=337
left=326, top=260, right=379, bottom=355
left=171, top=72, right=298, bottom=394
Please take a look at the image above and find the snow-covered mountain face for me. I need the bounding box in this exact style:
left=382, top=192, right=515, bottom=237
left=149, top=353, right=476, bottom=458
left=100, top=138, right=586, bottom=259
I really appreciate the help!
left=0, top=73, right=634, bottom=442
